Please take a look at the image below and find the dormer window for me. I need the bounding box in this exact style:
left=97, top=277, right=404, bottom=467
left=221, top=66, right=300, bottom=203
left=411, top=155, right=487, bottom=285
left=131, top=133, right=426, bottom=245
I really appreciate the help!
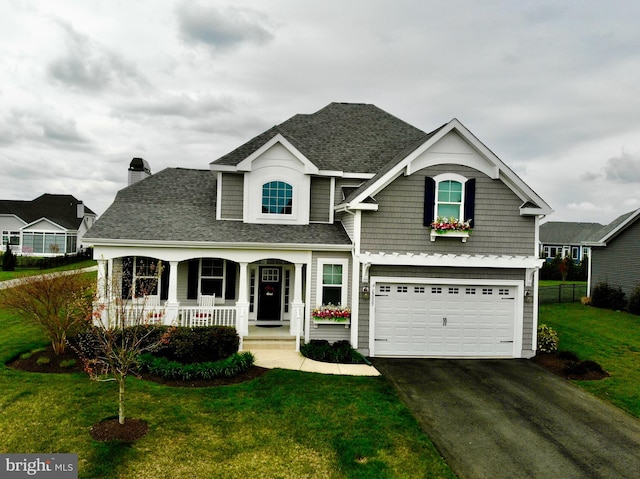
left=262, top=181, right=293, bottom=215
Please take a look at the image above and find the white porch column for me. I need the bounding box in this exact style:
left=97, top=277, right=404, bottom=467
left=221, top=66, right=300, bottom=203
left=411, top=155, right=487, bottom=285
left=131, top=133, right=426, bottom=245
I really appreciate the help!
left=96, top=259, right=109, bottom=326
left=236, top=262, right=250, bottom=340
left=163, top=261, right=179, bottom=325
left=291, top=262, right=305, bottom=350
left=96, top=259, right=108, bottom=305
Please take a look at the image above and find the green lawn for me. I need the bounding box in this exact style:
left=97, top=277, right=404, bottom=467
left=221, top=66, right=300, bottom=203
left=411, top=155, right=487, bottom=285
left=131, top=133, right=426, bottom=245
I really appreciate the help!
left=539, top=302, right=640, bottom=418
left=0, top=310, right=456, bottom=479
left=0, top=259, right=97, bottom=282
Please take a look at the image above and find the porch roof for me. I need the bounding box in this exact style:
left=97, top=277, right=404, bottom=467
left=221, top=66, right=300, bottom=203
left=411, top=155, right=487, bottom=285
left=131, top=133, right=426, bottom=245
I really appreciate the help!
left=84, top=168, right=352, bottom=248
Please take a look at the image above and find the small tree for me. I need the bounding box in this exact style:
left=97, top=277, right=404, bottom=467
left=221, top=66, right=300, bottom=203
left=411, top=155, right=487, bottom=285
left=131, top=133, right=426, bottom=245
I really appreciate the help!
left=558, top=255, right=574, bottom=282
left=0, top=271, right=94, bottom=353
left=2, top=244, right=16, bottom=271
left=77, top=260, right=168, bottom=425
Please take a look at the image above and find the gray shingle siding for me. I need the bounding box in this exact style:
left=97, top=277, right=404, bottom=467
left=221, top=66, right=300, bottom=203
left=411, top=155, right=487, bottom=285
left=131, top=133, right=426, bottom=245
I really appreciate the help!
left=591, top=218, right=640, bottom=298
left=309, top=251, right=352, bottom=343
left=360, top=165, right=535, bottom=255
left=219, top=173, right=244, bottom=220
left=310, top=177, right=332, bottom=223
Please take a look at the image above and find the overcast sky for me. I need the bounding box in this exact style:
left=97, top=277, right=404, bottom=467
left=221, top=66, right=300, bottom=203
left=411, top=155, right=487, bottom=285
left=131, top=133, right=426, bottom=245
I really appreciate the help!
left=2, top=0, right=640, bottom=225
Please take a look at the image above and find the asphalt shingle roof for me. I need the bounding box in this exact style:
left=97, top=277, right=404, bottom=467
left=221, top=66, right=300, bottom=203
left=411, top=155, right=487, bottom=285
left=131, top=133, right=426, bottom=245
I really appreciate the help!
left=214, top=102, right=429, bottom=173
left=0, top=194, right=95, bottom=230
left=85, top=168, right=352, bottom=246
left=540, top=221, right=604, bottom=244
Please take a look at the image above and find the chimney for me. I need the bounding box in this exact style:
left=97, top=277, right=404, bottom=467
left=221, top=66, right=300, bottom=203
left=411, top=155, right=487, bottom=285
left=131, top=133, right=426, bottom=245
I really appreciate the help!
left=128, top=157, right=152, bottom=186
left=77, top=201, right=85, bottom=219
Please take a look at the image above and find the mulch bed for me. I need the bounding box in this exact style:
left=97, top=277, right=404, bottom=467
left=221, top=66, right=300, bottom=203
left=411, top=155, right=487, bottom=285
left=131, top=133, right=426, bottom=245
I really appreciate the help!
left=533, top=351, right=610, bottom=381
left=90, top=417, right=150, bottom=442
left=7, top=344, right=269, bottom=386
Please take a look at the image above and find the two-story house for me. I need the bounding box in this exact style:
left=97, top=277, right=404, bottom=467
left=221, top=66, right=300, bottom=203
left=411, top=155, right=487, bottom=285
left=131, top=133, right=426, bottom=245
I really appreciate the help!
left=84, top=103, right=552, bottom=358
left=0, top=194, right=97, bottom=256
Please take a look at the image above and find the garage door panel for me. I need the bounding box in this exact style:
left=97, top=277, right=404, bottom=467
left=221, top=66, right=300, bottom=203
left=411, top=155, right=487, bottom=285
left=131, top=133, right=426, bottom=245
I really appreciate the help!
left=374, top=282, right=516, bottom=357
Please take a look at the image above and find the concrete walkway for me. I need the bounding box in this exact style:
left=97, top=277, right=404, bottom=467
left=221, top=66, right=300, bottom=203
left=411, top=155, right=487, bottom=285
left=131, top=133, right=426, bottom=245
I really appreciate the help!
left=0, top=266, right=98, bottom=290
left=247, top=349, right=380, bottom=376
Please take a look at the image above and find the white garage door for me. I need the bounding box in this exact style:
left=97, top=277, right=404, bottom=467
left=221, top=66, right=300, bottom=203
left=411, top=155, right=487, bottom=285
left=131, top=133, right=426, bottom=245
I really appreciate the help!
left=374, top=282, right=517, bottom=357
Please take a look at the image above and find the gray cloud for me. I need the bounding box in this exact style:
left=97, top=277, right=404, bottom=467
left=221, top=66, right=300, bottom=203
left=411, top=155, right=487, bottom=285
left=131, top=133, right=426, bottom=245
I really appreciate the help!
left=47, top=19, right=149, bottom=92
left=0, top=108, right=89, bottom=147
left=580, top=171, right=601, bottom=181
left=605, top=152, right=640, bottom=182
left=117, top=93, right=236, bottom=119
left=176, top=2, right=274, bottom=52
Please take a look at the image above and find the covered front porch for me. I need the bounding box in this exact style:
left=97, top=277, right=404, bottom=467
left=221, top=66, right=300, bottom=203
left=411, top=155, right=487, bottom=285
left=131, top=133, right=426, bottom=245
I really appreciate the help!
left=95, top=249, right=310, bottom=350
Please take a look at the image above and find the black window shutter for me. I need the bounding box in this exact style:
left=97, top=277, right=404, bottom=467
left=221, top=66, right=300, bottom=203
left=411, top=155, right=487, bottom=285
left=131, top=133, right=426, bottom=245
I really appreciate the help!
left=187, top=259, right=199, bottom=300
left=423, top=177, right=436, bottom=226
left=464, top=179, right=476, bottom=226
left=225, top=261, right=237, bottom=300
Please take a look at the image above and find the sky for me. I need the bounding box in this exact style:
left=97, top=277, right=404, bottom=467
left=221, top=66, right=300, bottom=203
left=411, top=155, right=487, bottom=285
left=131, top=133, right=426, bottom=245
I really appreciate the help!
left=2, top=0, right=640, bottom=225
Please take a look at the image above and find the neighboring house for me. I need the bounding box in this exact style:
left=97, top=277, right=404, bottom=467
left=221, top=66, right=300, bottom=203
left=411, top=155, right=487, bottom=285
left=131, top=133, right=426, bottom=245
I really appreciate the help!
left=539, top=221, right=603, bottom=263
left=0, top=194, right=97, bottom=256
left=584, top=209, right=640, bottom=298
left=84, top=102, right=552, bottom=358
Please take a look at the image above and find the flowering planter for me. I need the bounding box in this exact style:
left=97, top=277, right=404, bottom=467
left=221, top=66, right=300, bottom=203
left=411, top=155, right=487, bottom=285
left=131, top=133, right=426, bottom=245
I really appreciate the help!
left=312, top=318, right=351, bottom=328
left=430, top=229, right=470, bottom=242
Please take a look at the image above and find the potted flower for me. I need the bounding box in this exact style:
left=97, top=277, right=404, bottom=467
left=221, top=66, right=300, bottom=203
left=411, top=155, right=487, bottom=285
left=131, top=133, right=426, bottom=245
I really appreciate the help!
left=429, top=216, right=472, bottom=242
left=312, top=304, right=351, bottom=328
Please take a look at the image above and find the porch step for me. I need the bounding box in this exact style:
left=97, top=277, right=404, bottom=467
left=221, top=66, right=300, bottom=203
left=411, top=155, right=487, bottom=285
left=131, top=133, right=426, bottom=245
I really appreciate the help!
left=243, top=336, right=296, bottom=351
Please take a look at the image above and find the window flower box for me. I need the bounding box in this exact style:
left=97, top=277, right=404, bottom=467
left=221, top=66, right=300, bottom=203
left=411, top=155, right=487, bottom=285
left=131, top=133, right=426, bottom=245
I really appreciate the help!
left=312, top=304, right=351, bottom=328
left=429, top=217, right=472, bottom=242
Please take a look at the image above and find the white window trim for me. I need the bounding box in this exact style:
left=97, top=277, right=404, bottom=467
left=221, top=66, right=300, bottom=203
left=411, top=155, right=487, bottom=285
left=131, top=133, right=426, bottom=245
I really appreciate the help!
left=433, top=173, right=468, bottom=221
left=316, top=258, right=349, bottom=307
left=199, top=258, right=226, bottom=302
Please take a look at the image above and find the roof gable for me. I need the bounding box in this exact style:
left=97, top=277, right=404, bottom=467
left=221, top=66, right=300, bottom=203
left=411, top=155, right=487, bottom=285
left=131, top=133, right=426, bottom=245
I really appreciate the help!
left=343, top=119, right=553, bottom=216
left=586, top=209, right=640, bottom=245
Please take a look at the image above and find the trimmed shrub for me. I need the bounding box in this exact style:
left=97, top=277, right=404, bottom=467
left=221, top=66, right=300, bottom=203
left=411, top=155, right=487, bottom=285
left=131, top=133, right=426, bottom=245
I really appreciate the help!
left=2, top=245, right=16, bottom=271
left=537, top=324, right=559, bottom=353
left=36, top=357, right=51, bottom=366
left=591, top=282, right=626, bottom=310
left=59, top=359, right=76, bottom=369
left=138, top=352, right=255, bottom=380
left=301, top=339, right=367, bottom=364
left=627, top=285, right=640, bottom=315
left=158, top=326, right=239, bottom=363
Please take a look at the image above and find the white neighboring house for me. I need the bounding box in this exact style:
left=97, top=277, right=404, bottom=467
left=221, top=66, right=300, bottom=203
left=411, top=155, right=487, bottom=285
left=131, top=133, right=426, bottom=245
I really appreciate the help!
left=0, top=194, right=97, bottom=256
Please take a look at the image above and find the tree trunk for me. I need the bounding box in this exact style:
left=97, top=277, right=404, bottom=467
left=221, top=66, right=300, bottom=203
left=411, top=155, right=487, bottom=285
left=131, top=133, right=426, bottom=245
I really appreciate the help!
left=118, top=377, right=125, bottom=425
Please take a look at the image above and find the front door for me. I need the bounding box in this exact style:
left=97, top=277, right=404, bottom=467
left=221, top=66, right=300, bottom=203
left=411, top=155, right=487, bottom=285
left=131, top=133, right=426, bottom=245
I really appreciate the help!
left=257, top=266, right=282, bottom=322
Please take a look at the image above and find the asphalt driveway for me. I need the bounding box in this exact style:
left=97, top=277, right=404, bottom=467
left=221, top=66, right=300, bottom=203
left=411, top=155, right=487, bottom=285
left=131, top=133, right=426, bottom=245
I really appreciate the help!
left=370, top=358, right=640, bottom=479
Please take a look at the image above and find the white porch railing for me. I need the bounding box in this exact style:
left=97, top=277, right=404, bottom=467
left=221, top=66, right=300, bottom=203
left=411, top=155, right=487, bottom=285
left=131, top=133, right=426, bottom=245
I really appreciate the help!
left=113, top=303, right=236, bottom=328
left=178, top=306, right=237, bottom=328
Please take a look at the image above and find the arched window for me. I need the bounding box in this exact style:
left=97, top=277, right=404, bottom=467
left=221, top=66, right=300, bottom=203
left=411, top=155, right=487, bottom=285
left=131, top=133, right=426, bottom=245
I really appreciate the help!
left=262, top=181, right=293, bottom=215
